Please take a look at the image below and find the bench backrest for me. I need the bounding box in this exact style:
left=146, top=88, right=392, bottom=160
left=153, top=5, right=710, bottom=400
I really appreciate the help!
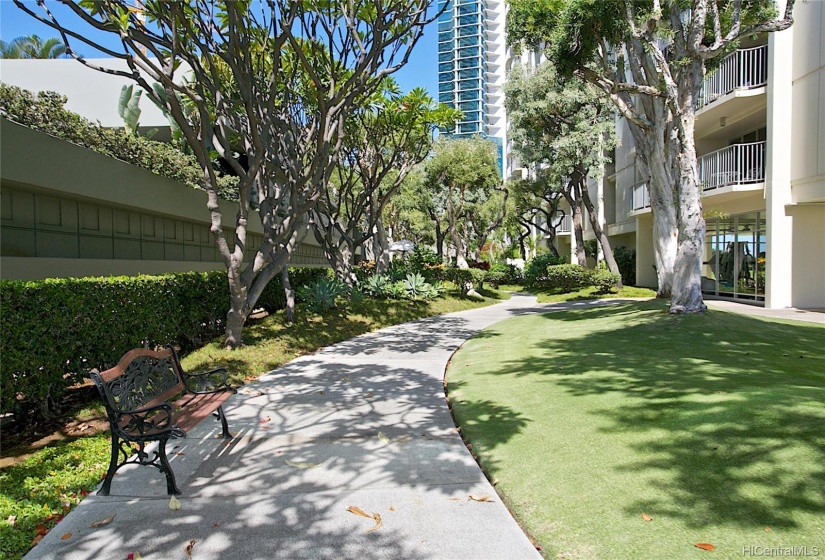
left=91, top=348, right=185, bottom=412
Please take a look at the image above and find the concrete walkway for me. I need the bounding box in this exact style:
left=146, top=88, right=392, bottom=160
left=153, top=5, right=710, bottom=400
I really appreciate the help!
left=26, top=294, right=821, bottom=560
left=31, top=293, right=606, bottom=560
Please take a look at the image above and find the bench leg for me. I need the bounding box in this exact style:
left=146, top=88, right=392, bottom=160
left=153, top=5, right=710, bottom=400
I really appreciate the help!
left=158, top=439, right=182, bottom=495
left=216, top=405, right=231, bottom=439
left=98, top=433, right=120, bottom=496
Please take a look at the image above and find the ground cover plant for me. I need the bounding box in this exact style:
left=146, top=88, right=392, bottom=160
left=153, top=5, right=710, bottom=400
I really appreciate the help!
left=0, top=289, right=506, bottom=560
left=447, top=300, right=824, bottom=559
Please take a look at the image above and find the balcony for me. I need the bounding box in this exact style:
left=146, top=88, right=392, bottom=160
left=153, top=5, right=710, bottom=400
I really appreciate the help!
left=698, top=141, right=765, bottom=191
left=554, top=213, right=572, bottom=234
left=698, top=45, right=768, bottom=109
left=629, top=181, right=650, bottom=213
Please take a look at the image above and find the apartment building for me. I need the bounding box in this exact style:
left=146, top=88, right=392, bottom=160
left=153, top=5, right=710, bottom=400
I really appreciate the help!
left=437, top=0, right=508, bottom=175
left=546, top=1, right=824, bottom=310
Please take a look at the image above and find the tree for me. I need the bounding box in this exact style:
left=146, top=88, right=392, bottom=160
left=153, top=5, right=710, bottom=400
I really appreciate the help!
left=384, top=166, right=441, bottom=254
left=0, top=35, right=67, bottom=58
left=311, top=82, right=460, bottom=281
left=18, top=0, right=431, bottom=346
left=508, top=172, right=566, bottom=259
left=423, top=137, right=503, bottom=268
left=505, top=62, right=621, bottom=281
left=508, top=0, right=795, bottom=312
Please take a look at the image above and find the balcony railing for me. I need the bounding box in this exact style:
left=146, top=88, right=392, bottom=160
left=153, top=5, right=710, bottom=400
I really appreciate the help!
left=698, top=45, right=768, bottom=109
left=698, top=141, right=766, bottom=191
left=554, top=213, right=572, bottom=234
left=630, top=181, right=650, bottom=212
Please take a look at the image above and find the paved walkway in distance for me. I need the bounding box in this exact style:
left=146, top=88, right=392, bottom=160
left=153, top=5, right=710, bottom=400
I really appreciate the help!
left=27, top=294, right=821, bottom=560
left=30, top=292, right=594, bottom=560
left=706, top=299, right=825, bottom=324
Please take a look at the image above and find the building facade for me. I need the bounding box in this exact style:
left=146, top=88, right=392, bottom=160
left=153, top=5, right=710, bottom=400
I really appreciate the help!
left=543, top=1, right=824, bottom=310
left=437, top=0, right=508, bottom=175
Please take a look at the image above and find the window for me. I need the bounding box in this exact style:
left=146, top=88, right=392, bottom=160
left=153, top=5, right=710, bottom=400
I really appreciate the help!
left=458, top=58, right=479, bottom=69
left=457, top=68, right=480, bottom=80
left=439, top=71, right=454, bottom=83
left=457, top=14, right=479, bottom=26
left=439, top=52, right=453, bottom=63
left=439, top=61, right=454, bottom=73
left=439, top=92, right=453, bottom=103
left=458, top=101, right=479, bottom=112
left=458, top=90, right=481, bottom=102
left=438, top=41, right=453, bottom=54
left=438, top=82, right=454, bottom=93
left=458, top=36, right=480, bottom=48
left=457, top=47, right=479, bottom=58
left=459, top=122, right=480, bottom=133
left=457, top=25, right=480, bottom=37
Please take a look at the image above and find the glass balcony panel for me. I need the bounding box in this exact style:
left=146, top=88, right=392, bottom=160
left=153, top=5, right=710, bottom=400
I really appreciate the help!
left=458, top=90, right=481, bottom=102
left=439, top=71, right=454, bottom=83
left=438, top=21, right=453, bottom=33
left=439, top=30, right=454, bottom=42
left=459, top=122, right=480, bottom=133
left=458, top=58, right=479, bottom=69
left=438, top=52, right=453, bottom=63
left=462, top=111, right=480, bottom=122
left=457, top=3, right=479, bottom=14
left=439, top=61, right=454, bottom=73
left=438, top=82, right=454, bottom=93
left=457, top=47, right=479, bottom=58
left=457, top=68, right=480, bottom=80
left=457, top=25, right=480, bottom=37
left=458, top=101, right=479, bottom=111
left=458, top=79, right=480, bottom=91
left=438, top=10, right=453, bottom=22
left=439, top=92, right=453, bottom=103
left=458, top=36, right=480, bottom=48
left=457, top=14, right=479, bottom=25
left=438, top=41, right=453, bottom=54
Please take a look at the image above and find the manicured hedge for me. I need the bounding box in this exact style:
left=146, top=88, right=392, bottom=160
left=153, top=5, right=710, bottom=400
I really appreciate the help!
left=0, top=267, right=327, bottom=423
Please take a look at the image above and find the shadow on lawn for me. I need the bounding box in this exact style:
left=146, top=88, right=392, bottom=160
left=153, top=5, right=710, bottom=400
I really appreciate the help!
left=465, top=301, right=825, bottom=531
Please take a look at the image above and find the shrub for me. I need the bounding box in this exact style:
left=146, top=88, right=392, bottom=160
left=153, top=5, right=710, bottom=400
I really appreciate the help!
left=590, top=269, right=622, bottom=294
left=403, top=273, right=430, bottom=299
left=543, top=264, right=591, bottom=292
left=444, top=267, right=473, bottom=295
left=360, top=274, right=392, bottom=298
left=387, top=259, right=410, bottom=282
left=613, top=246, right=637, bottom=287
left=484, top=270, right=508, bottom=287
left=524, top=253, right=567, bottom=287
left=0, top=84, right=239, bottom=199
left=489, top=262, right=521, bottom=285
left=469, top=268, right=487, bottom=290
left=0, top=268, right=326, bottom=424
left=297, top=277, right=347, bottom=312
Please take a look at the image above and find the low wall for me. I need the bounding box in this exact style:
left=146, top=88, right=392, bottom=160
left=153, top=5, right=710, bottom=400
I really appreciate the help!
left=0, top=118, right=327, bottom=280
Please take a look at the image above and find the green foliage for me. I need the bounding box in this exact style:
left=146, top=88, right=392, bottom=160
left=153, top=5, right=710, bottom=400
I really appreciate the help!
left=613, top=246, right=637, bottom=287
left=297, top=277, right=348, bottom=312
left=0, top=84, right=239, bottom=200
left=408, top=246, right=444, bottom=281
left=360, top=274, right=392, bottom=298
left=0, top=34, right=67, bottom=59
left=0, top=268, right=326, bottom=424
left=402, top=273, right=429, bottom=299
left=542, top=264, right=591, bottom=293
left=117, top=84, right=143, bottom=136
left=590, top=269, right=622, bottom=294
left=490, top=262, right=522, bottom=285
left=484, top=270, right=508, bottom=288
left=469, top=268, right=488, bottom=290
left=524, top=253, right=567, bottom=287
left=445, top=267, right=474, bottom=295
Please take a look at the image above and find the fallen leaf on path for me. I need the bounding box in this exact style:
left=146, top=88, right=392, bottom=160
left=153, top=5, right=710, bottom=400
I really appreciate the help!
left=60, top=532, right=72, bottom=540
left=695, top=543, right=716, bottom=551
left=347, top=506, right=373, bottom=518
left=35, top=524, right=48, bottom=535
left=447, top=497, right=463, bottom=501
left=642, top=513, right=653, bottom=522
left=30, top=534, right=44, bottom=547
left=185, top=539, right=197, bottom=558
left=90, top=514, right=115, bottom=528
left=176, top=452, right=186, bottom=456
left=377, top=432, right=391, bottom=443
left=285, top=459, right=320, bottom=469
left=468, top=495, right=494, bottom=502
left=169, top=496, right=181, bottom=510
left=238, top=387, right=264, bottom=396
left=365, top=513, right=383, bottom=533
left=389, top=506, right=395, bottom=511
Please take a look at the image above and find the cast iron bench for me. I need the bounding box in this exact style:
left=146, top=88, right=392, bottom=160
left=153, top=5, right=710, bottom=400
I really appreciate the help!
left=90, top=346, right=236, bottom=496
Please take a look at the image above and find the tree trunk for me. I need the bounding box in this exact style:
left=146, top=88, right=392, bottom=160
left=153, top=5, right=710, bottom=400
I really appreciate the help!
left=373, top=197, right=391, bottom=274
left=563, top=183, right=587, bottom=267
left=282, top=266, right=295, bottom=323
left=579, top=176, right=622, bottom=288
left=669, top=63, right=707, bottom=313
left=224, top=265, right=251, bottom=348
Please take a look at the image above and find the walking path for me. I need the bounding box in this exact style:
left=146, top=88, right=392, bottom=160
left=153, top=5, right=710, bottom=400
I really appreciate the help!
left=26, top=294, right=821, bottom=560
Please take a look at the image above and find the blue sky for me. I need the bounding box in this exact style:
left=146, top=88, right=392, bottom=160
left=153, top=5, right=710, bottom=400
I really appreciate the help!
left=0, top=1, right=439, bottom=98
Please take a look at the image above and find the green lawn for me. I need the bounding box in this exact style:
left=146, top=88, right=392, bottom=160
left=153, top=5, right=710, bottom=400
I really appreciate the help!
left=532, top=285, right=657, bottom=303
left=447, top=300, right=825, bottom=560
left=1, top=290, right=505, bottom=560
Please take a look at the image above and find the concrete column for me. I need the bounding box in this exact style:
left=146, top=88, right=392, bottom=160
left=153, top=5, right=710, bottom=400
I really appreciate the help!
left=764, top=13, right=794, bottom=308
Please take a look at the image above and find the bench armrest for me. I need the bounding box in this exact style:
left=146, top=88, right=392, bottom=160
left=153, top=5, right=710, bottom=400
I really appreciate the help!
left=182, top=367, right=233, bottom=394
left=112, top=403, right=180, bottom=440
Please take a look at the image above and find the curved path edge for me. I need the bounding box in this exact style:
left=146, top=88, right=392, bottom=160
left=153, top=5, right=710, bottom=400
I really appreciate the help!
left=26, top=294, right=636, bottom=560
